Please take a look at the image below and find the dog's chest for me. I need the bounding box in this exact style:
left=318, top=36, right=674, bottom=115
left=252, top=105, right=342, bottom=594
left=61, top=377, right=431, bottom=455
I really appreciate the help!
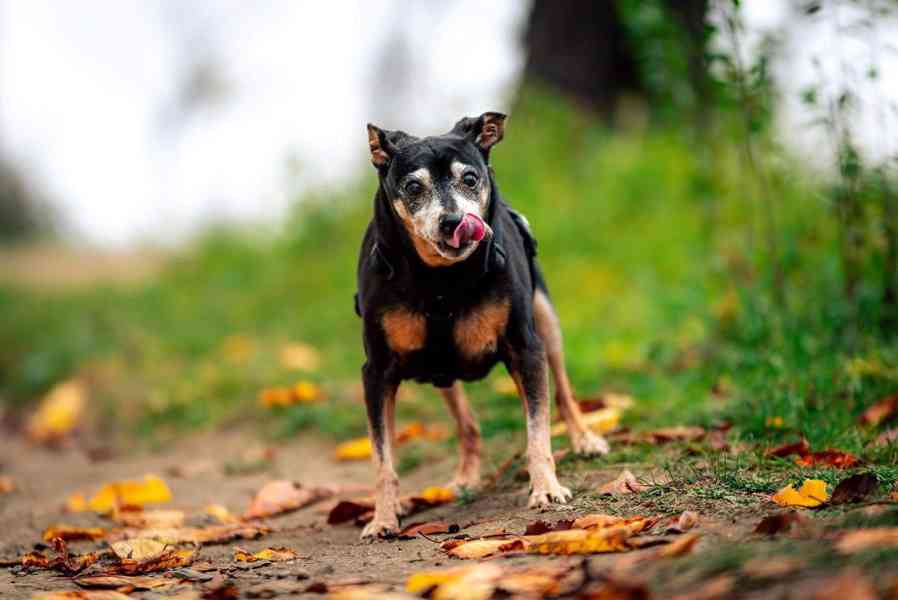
left=381, top=299, right=511, bottom=376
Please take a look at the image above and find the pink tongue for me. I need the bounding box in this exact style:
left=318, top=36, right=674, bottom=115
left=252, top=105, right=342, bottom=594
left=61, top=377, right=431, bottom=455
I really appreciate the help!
left=449, top=213, right=486, bottom=248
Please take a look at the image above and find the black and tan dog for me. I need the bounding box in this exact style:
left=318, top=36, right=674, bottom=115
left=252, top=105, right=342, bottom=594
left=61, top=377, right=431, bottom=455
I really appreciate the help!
left=355, top=112, right=608, bottom=539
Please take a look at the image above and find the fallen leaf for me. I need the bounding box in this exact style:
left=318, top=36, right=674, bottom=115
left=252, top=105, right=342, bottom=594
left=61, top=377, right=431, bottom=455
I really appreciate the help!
left=396, top=422, right=449, bottom=443
left=71, top=474, right=172, bottom=514
left=328, top=487, right=454, bottom=527
left=75, top=575, right=175, bottom=590
left=836, top=527, right=898, bottom=553
left=398, top=521, right=459, bottom=539
left=114, top=509, right=185, bottom=529
left=0, top=475, right=15, bottom=494
left=859, top=392, right=898, bottom=426
left=116, top=548, right=196, bottom=575
left=205, top=504, right=239, bottom=524
left=327, top=498, right=375, bottom=525
left=666, top=511, right=699, bottom=534
left=42, top=525, right=106, bottom=542
left=233, top=546, right=300, bottom=562
left=22, top=538, right=102, bottom=575
left=669, top=575, right=734, bottom=600
left=335, top=437, right=373, bottom=461
left=108, top=523, right=268, bottom=545
left=243, top=480, right=336, bottom=519
left=526, top=528, right=634, bottom=555
left=32, top=592, right=132, bottom=600
left=830, top=473, right=879, bottom=505
left=407, top=563, right=503, bottom=600
left=771, top=479, right=829, bottom=508
left=443, top=538, right=526, bottom=559
left=742, top=556, right=804, bottom=579
left=598, top=470, right=648, bottom=496
left=258, top=381, right=323, bottom=408
left=27, top=379, right=86, bottom=443
left=766, top=438, right=810, bottom=458
left=416, top=486, right=455, bottom=505
left=580, top=577, right=651, bottom=600
left=110, top=538, right=168, bottom=562
left=794, top=449, right=858, bottom=469
left=551, top=407, right=621, bottom=437
left=766, top=416, right=785, bottom=428
left=523, top=519, right=574, bottom=535
left=649, top=426, right=706, bottom=443
left=657, top=533, right=701, bottom=558
left=806, top=568, right=878, bottom=600
left=753, top=511, right=808, bottom=535
left=279, top=343, right=321, bottom=371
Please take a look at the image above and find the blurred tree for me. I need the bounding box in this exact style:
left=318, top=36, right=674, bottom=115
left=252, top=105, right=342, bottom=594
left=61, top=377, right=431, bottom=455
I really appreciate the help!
left=523, top=0, right=712, bottom=122
left=0, top=157, right=46, bottom=241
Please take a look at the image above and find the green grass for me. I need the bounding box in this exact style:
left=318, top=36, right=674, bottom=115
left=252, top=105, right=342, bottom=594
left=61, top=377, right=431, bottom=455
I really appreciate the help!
left=1, top=87, right=897, bottom=455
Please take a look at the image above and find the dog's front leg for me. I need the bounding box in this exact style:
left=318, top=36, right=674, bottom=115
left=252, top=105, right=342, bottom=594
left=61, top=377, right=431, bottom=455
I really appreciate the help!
left=509, top=345, right=572, bottom=508
left=360, top=363, right=402, bottom=539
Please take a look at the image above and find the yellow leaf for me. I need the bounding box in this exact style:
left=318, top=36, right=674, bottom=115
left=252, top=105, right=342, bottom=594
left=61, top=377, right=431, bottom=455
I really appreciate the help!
left=279, top=343, right=321, bottom=371
left=335, top=437, right=372, bottom=461
left=258, top=386, right=293, bottom=408
left=766, top=416, right=785, bottom=428
left=42, top=525, right=106, bottom=542
left=526, top=528, right=632, bottom=555
left=113, top=509, right=184, bottom=529
left=86, top=475, right=172, bottom=514
left=491, top=376, right=518, bottom=396
left=205, top=504, right=238, bottom=524
left=772, top=479, right=829, bottom=508
left=66, top=492, right=88, bottom=512
left=233, top=546, right=300, bottom=562
left=551, top=407, right=621, bottom=437
left=110, top=538, right=167, bottom=562
left=418, top=486, right=455, bottom=504
left=27, top=380, right=85, bottom=443
left=292, top=380, right=322, bottom=403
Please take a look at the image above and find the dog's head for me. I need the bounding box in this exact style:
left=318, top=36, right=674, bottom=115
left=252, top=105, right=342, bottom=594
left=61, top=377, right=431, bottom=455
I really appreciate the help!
left=367, top=112, right=506, bottom=267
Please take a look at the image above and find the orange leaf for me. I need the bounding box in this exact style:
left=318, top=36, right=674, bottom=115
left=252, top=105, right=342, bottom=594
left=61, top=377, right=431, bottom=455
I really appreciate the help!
left=234, top=546, right=300, bottom=562
left=42, top=525, right=106, bottom=542
left=771, top=479, right=829, bottom=508
left=73, top=474, right=172, bottom=514
left=859, top=392, right=898, bottom=426
left=597, top=470, right=648, bottom=496
left=244, top=480, right=336, bottom=519
left=335, top=437, right=372, bottom=461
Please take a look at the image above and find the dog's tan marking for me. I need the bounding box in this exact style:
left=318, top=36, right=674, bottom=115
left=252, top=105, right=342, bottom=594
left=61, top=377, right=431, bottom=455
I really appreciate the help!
left=453, top=299, right=511, bottom=359
left=532, top=291, right=609, bottom=455
left=439, top=383, right=481, bottom=490
left=381, top=308, right=426, bottom=354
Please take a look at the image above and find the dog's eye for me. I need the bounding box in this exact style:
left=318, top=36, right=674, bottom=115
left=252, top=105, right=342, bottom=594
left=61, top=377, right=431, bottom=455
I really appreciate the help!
left=462, top=172, right=479, bottom=188
left=404, top=181, right=423, bottom=196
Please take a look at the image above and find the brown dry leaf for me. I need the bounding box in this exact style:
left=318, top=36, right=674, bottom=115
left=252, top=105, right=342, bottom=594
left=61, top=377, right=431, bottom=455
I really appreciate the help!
left=526, top=528, right=634, bottom=555
left=766, top=438, right=810, bottom=458
left=327, top=498, right=375, bottom=525
left=243, top=480, right=335, bottom=519
left=329, top=487, right=454, bottom=527
left=233, top=546, right=299, bottom=562
left=830, top=473, right=879, bottom=505
left=109, top=523, right=267, bottom=545
left=649, top=426, right=706, bottom=443
left=398, top=521, right=459, bottom=539
left=808, top=568, right=878, bottom=600
left=836, top=527, right=898, bottom=553
left=771, top=479, right=829, bottom=508
left=117, top=548, right=196, bottom=575
left=657, top=533, right=700, bottom=558
left=580, top=577, right=651, bottom=600
left=669, top=575, right=734, bottom=600
left=794, top=449, right=858, bottom=469
left=442, top=538, right=526, bottom=560
left=859, top=392, right=898, bottom=426
left=22, top=539, right=103, bottom=575
left=753, top=511, right=808, bottom=535
left=0, top=475, right=15, bottom=494
left=27, top=379, right=86, bottom=443
left=114, top=508, right=185, bottom=529
left=32, top=592, right=132, bottom=600
left=523, top=519, right=574, bottom=535
left=598, top=470, right=648, bottom=496
left=742, top=556, right=804, bottom=579
left=69, top=474, right=173, bottom=514
left=110, top=538, right=167, bottom=562
left=42, top=525, right=106, bottom=542
left=279, top=342, right=321, bottom=371
left=205, top=504, right=239, bottom=524
left=75, top=575, right=176, bottom=590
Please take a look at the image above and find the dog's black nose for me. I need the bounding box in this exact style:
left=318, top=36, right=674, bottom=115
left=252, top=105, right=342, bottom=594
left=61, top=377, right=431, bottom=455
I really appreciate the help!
left=439, top=214, right=463, bottom=236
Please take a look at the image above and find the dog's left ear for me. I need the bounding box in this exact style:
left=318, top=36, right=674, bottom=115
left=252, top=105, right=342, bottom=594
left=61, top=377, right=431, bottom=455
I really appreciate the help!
left=451, top=112, right=507, bottom=158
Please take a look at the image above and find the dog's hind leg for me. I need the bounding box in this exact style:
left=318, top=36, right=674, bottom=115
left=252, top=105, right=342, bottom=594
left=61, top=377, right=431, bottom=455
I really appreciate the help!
left=533, top=289, right=610, bottom=456
left=439, top=382, right=482, bottom=492
left=360, top=363, right=403, bottom=539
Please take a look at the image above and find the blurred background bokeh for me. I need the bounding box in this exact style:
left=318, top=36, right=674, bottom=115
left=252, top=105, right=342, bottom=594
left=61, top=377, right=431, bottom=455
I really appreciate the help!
left=2, top=0, right=898, bottom=453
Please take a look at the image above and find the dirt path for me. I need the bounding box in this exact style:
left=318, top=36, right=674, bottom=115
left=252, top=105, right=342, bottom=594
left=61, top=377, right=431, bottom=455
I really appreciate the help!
left=1, top=429, right=894, bottom=599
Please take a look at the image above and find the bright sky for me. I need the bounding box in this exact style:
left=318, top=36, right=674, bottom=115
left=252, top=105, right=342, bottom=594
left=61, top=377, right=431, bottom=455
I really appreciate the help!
left=1, top=1, right=896, bottom=247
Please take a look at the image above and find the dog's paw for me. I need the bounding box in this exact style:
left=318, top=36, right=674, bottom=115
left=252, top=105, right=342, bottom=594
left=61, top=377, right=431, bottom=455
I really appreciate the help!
left=571, top=432, right=610, bottom=456
left=360, top=515, right=400, bottom=540
left=528, top=481, right=573, bottom=508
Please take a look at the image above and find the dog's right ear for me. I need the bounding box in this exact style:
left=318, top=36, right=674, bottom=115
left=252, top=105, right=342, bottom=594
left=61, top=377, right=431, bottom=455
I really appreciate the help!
left=367, top=124, right=393, bottom=170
